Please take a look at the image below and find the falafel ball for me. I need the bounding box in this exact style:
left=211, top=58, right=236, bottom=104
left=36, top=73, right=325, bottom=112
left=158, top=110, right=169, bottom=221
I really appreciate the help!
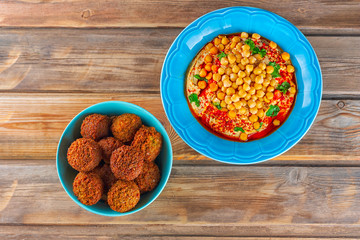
left=73, top=172, right=104, bottom=205
left=96, top=164, right=117, bottom=193
left=110, top=145, right=144, bottom=181
left=132, top=125, right=163, bottom=162
left=98, top=137, right=123, bottom=163
left=134, top=161, right=161, bottom=194
left=67, top=138, right=102, bottom=172
left=111, top=113, right=142, bottom=142
left=81, top=114, right=110, bottom=141
left=107, top=180, right=140, bottom=213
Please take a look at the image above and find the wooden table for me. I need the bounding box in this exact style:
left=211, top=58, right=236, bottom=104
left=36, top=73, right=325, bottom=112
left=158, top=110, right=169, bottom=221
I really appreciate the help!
left=0, top=1, right=359, bottom=239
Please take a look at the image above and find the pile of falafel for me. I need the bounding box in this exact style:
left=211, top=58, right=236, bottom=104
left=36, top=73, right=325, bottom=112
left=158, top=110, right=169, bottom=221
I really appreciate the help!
left=67, top=113, right=162, bottom=213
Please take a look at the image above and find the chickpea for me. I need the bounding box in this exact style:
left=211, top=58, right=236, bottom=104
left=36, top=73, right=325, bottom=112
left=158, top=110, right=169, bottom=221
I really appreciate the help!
left=242, top=50, right=250, bottom=58
left=238, top=89, right=247, bottom=98
left=199, top=70, right=208, bottom=79
left=236, top=55, right=242, bottom=63
left=228, top=73, right=236, bottom=82
left=266, top=65, right=274, bottom=74
left=263, top=79, right=270, bottom=87
left=248, top=100, right=256, bottom=108
left=213, top=73, right=221, bottom=82
left=254, top=53, right=262, bottom=60
left=217, top=91, right=225, bottom=100
left=253, top=122, right=260, bottom=130
left=222, top=74, right=229, bottom=81
left=234, top=101, right=243, bottom=109
left=282, top=52, right=290, bottom=61
left=232, top=65, right=240, bottom=74
left=211, top=65, right=219, bottom=73
left=223, top=79, right=232, bottom=88
left=273, top=119, right=281, bottom=126
left=270, top=79, right=277, bottom=87
left=249, top=114, right=258, bottom=122
left=242, top=44, right=250, bottom=51
left=205, top=55, right=213, bottom=63
left=267, top=86, right=275, bottom=92
left=289, top=87, right=296, bottom=94
left=264, top=96, right=270, bottom=103
left=204, top=63, right=212, bottom=72
left=248, top=87, right=256, bottom=95
left=224, top=96, right=232, bottom=105
left=256, top=90, right=265, bottom=98
left=217, top=81, right=223, bottom=88
left=245, top=64, right=254, bottom=73
left=218, top=44, right=225, bottom=51
left=253, top=67, right=262, bottom=75
left=218, top=67, right=225, bottom=75
left=245, top=93, right=251, bottom=100
left=232, top=82, right=238, bottom=89
left=255, top=75, right=264, bottom=84
left=257, top=109, right=264, bottom=118
left=220, top=57, right=229, bottom=66
left=258, top=62, right=266, bottom=70
left=251, top=95, right=258, bottom=101
left=269, top=41, right=277, bottom=49
left=287, top=65, right=295, bottom=73
left=266, top=92, right=274, bottom=100
left=230, top=42, right=237, bottom=49
left=210, top=46, right=219, bottom=55
left=236, top=78, right=244, bottom=86
left=205, top=43, right=214, bottom=51
left=252, top=33, right=261, bottom=39
left=250, top=73, right=255, bottom=80
left=198, top=80, right=207, bottom=89
left=254, top=83, right=262, bottom=90
left=232, top=36, right=240, bottom=43
left=243, top=83, right=250, bottom=91
left=225, top=67, right=233, bottom=75
left=228, top=54, right=236, bottom=64
left=238, top=107, right=247, bottom=115
left=231, top=94, right=240, bottom=102
left=260, top=72, right=266, bottom=78
left=214, top=38, right=221, bottom=45
left=256, top=101, right=263, bottom=109
left=236, top=43, right=243, bottom=50
left=249, top=107, right=258, bottom=115
left=228, top=110, right=236, bottom=118
left=209, top=82, right=218, bottom=92
left=243, top=77, right=251, bottom=85
left=220, top=100, right=227, bottom=108
left=241, top=32, right=249, bottom=38
left=221, top=37, right=229, bottom=45
left=226, top=87, right=236, bottom=96
left=238, top=64, right=245, bottom=70
left=227, top=104, right=235, bottom=111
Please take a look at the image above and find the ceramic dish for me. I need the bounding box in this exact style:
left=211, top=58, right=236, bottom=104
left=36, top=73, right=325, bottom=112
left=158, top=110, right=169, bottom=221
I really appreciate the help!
left=160, top=7, right=322, bottom=164
left=56, top=101, right=173, bottom=216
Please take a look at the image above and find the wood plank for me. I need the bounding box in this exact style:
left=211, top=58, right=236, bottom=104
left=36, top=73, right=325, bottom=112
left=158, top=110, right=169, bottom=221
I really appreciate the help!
left=0, top=93, right=359, bottom=163
left=2, top=161, right=360, bottom=237
left=0, top=28, right=359, bottom=95
left=0, top=0, right=359, bottom=33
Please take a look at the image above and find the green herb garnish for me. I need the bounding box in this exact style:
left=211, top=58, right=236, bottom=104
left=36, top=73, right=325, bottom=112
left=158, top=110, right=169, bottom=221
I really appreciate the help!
left=256, top=122, right=263, bottom=131
left=245, top=39, right=255, bottom=51
left=217, top=51, right=227, bottom=60
left=234, top=127, right=245, bottom=133
left=189, top=93, right=200, bottom=107
left=269, top=61, right=281, bottom=78
left=266, top=105, right=280, bottom=117
left=276, top=81, right=291, bottom=94
left=259, top=48, right=267, bottom=57
left=212, top=102, right=222, bottom=110
left=194, top=74, right=208, bottom=83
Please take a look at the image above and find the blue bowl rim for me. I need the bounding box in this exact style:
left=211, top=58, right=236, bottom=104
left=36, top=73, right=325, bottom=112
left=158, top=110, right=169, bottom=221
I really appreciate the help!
left=56, top=100, right=173, bottom=216
left=160, top=6, right=322, bottom=165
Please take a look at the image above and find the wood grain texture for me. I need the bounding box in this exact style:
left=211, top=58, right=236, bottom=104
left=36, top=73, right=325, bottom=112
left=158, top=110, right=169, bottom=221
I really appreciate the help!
left=0, top=0, right=359, bottom=33
left=2, top=161, right=360, bottom=237
left=0, top=93, right=358, bottom=163
left=0, top=29, right=359, bottom=95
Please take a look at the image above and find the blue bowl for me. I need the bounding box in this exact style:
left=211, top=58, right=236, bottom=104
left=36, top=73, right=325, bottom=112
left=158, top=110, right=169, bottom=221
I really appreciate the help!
left=56, top=101, right=173, bottom=216
left=160, top=7, right=322, bottom=164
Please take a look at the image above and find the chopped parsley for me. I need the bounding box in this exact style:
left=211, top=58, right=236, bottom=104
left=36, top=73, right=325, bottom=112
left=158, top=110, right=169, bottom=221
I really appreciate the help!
left=256, top=122, right=263, bottom=131
left=212, top=102, right=222, bottom=110
left=269, top=61, right=281, bottom=78
left=245, top=39, right=266, bottom=57
left=266, top=105, right=280, bottom=117
left=245, top=39, right=255, bottom=51
left=189, top=93, right=200, bottom=107
left=234, top=127, right=245, bottom=133
left=276, top=81, right=291, bottom=94
left=194, top=74, right=208, bottom=83
left=217, top=51, right=227, bottom=60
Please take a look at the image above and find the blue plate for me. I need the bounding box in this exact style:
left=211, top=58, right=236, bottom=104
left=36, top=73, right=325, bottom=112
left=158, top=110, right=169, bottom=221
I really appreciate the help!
left=160, top=7, right=322, bottom=164
left=56, top=101, right=173, bottom=216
